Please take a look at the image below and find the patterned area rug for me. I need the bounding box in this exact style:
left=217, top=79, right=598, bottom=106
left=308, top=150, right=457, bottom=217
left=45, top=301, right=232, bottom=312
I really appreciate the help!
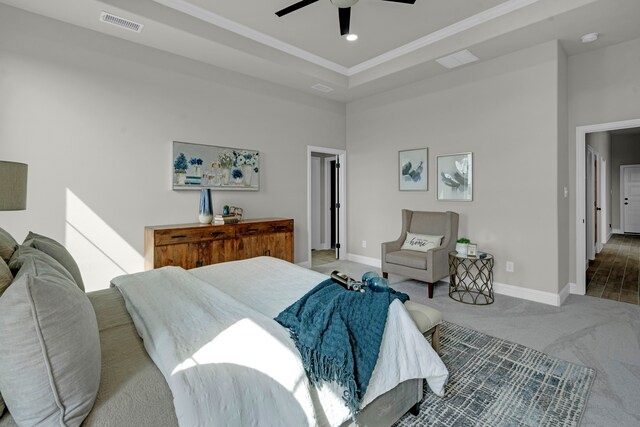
left=394, top=321, right=596, bottom=427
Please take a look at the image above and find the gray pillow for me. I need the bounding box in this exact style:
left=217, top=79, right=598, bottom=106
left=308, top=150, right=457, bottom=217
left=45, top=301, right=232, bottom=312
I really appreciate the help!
left=23, top=231, right=85, bottom=291
left=8, top=245, right=77, bottom=287
left=0, top=257, right=11, bottom=297
left=0, top=256, right=100, bottom=426
left=0, top=227, right=17, bottom=264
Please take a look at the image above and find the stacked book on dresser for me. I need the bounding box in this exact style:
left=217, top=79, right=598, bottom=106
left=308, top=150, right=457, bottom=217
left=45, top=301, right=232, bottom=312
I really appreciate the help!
left=213, top=214, right=240, bottom=225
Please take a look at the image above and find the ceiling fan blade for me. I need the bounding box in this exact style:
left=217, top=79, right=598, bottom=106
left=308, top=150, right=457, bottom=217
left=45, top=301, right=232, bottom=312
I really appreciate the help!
left=276, top=0, right=319, bottom=17
left=339, top=7, right=351, bottom=36
left=382, top=0, right=416, bottom=4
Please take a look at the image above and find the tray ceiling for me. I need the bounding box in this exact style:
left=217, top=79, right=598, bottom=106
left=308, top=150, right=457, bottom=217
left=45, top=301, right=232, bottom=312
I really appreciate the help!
left=3, top=0, right=640, bottom=101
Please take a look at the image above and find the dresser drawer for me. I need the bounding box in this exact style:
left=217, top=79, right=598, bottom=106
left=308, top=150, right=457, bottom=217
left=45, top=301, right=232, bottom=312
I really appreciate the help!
left=154, top=226, right=235, bottom=246
left=236, top=220, right=293, bottom=235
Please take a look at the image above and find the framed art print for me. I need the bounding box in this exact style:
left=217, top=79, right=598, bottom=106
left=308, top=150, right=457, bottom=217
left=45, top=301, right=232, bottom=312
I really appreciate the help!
left=399, top=148, right=428, bottom=191
left=172, top=141, right=259, bottom=191
left=467, top=243, right=477, bottom=257
left=437, top=152, right=472, bottom=201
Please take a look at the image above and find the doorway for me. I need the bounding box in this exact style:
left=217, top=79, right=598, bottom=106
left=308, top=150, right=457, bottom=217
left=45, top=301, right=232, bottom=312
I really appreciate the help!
left=307, top=146, right=346, bottom=268
left=575, top=118, right=640, bottom=295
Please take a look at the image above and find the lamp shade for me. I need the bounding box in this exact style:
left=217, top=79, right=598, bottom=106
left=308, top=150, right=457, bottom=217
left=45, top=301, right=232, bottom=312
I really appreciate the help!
left=0, top=161, right=28, bottom=211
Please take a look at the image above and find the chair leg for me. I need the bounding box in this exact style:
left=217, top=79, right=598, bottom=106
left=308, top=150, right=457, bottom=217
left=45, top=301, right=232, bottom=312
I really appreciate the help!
left=382, top=272, right=388, bottom=279
left=431, top=324, right=441, bottom=354
left=428, top=282, right=434, bottom=298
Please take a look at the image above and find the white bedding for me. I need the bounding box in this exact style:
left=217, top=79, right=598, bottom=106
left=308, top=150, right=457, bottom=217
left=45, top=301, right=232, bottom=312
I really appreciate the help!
left=113, top=257, right=448, bottom=427
left=113, top=267, right=317, bottom=427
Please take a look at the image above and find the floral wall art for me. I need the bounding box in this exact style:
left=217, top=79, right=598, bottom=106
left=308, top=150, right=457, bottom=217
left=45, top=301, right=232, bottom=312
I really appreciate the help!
left=437, top=152, right=472, bottom=201
left=399, top=148, right=428, bottom=191
left=172, top=141, right=260, bottom=191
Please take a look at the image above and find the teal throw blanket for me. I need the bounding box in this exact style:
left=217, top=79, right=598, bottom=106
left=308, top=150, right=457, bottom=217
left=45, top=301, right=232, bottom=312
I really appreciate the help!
left=274, top=279, right=409, bottom=415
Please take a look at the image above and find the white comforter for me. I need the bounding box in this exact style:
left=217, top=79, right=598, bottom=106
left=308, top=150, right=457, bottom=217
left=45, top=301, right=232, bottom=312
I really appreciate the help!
left=113, top=257, right=448, bottom=427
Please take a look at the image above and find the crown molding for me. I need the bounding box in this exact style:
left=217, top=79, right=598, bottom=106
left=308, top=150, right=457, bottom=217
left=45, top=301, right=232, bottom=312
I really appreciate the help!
left=154, top=0, right=541, bottom=78
left=152, top=0, right=349, bottom=74
left=347, top=0, right=540, bottom=75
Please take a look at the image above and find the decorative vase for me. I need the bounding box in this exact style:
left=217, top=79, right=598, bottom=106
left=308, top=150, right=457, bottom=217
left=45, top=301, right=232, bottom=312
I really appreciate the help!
left=241, top=165, right=253, bottom=186
left=221, top=168, right=230, bottom=185
left=455, top=243, right=469, bottom=256
left=176, top=172, right=186, bottom=185
left=198, top=188, right=213, bottom=224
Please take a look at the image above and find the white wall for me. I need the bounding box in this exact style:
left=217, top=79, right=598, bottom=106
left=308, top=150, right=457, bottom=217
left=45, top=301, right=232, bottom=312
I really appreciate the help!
left=347, top=41, right=563, bottom=295
left=611, top=133, right=640, bottom=230
left=0, top=5, right=346, bottom=290
left=568, top=36, right=640, bottom=284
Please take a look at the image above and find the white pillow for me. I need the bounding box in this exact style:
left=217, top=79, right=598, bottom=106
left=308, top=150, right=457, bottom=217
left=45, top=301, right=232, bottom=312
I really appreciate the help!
left=401, top=233, right=443, bottom=253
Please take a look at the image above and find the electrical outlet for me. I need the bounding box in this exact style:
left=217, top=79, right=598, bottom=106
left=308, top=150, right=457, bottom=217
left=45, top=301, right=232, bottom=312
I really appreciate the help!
left=506, top=261, right=514, bottom=272
left=362, top=240, right=367, bottom=248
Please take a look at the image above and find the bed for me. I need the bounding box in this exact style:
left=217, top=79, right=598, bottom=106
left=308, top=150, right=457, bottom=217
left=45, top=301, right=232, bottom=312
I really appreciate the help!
left=0, top=232, right=447, bottom=427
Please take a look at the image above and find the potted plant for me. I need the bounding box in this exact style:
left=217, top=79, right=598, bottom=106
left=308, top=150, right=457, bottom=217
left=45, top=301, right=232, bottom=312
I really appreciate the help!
left=219, top=151, right=234, bottom=184
left=189, top=157, right=204, bottom=177
left=456, top=237, right=470, bottom=256
left=234, top=150, right=259, bottom=186
left=173, top=153, right=188, bottom=185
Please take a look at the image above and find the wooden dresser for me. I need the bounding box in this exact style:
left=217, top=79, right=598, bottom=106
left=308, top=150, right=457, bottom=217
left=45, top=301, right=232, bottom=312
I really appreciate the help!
left=144, top=218, right=294, bottom=270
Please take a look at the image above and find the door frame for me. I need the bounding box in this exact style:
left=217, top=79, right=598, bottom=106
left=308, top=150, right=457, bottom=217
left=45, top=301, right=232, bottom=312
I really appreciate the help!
left=586, top=145, right=596, bottom=261
left=575, top=118, right=640, bottom=295
left=620, top=164, right=640, bottom=233
left=599, top=157, right=607, bottom=252
left=323, top=157, right=335, bottom=249
left=306, top=146, right=347, bottom=267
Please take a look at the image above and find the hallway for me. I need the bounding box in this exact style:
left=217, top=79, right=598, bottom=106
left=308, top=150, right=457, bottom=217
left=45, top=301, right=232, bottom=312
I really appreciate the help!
left=586, top=234, right=640, bottom=305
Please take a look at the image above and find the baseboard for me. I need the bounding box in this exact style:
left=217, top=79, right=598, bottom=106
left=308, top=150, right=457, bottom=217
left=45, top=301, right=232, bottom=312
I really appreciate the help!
left=344, top=254, right=567, bottom=306
left=492, top=281, right=566, bottom=307
left=346, top=253, right=381, bottom=268
left=607, top=231, right=613, bottom=242
left=296, top=260, right=311, bottom=269
left=558, top=282, right=572, bottom=304
left=612, top=228, right=623, bottom=234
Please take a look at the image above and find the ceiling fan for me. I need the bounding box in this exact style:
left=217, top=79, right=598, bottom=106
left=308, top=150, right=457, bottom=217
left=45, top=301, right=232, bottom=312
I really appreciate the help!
left=275, top=0, right=417, bottom=37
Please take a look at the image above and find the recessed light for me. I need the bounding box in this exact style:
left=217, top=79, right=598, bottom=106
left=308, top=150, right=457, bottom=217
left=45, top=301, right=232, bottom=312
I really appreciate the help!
left=346, top=34, right=358, bottom=41
left=581, top=32, right=599, bottom=43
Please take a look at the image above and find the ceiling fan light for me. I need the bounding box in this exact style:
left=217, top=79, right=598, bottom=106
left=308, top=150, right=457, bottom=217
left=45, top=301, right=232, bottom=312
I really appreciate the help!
left=346, top=34, right=358, bottom=41
left=331, top=0, right=359, bottom=7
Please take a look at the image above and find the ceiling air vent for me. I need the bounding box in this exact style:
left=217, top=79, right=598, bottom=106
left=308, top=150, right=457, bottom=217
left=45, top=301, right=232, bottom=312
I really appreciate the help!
left=100, top=12, right=144, bottom=33
left=311, top=83, right=334, bottom=93
left=436, top=49, right=479, bottom=69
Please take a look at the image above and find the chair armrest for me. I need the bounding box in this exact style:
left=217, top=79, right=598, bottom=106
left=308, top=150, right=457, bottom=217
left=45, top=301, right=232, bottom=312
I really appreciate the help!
left=382, top=239, right=403, bottom=255
left=426, top=246, right=451, bottom=281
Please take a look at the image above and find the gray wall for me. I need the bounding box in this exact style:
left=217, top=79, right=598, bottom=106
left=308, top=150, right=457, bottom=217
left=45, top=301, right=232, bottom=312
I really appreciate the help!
left=586, top=132, right=612, bottom=237
left=568, top=36, right=640, bottom=284
left=557, top=45, right=570, bottom=291
left=611, top=133, right=640, bottom=230
left=346, top=41, right=563, bottom=294
left=0, top=5, right=346, bottom=290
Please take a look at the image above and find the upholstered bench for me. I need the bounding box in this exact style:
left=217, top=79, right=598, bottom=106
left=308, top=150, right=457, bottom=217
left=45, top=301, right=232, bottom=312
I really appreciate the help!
left=404, top=300, right=442, bottom=353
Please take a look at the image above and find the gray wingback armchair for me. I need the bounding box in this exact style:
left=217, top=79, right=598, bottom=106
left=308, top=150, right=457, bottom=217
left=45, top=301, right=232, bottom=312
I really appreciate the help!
left=381, top=210, right=459, bottom=299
